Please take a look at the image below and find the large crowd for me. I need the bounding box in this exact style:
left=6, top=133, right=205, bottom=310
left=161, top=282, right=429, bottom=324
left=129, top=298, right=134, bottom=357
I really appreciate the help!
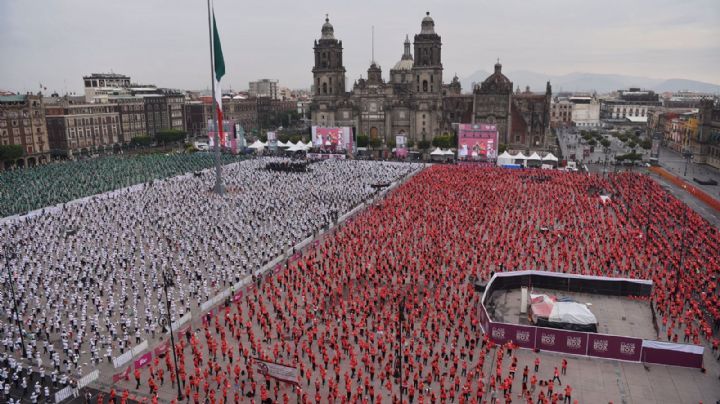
left=0, top=153, right=248, bottom=218
left=110, top=165, right=718, bottom=404
left=0, top=158, right=420, bottom=401
left=3, top=162, right=720, bottom=403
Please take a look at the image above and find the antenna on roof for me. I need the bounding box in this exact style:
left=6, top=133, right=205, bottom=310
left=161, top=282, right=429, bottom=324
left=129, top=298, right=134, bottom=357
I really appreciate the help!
left=371, top=25, right=375, bottom=64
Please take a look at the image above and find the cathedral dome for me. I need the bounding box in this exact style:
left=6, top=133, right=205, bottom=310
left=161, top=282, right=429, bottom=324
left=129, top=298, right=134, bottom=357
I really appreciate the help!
left=484, top=61, right=511, bottom=85
left=321, top=16, right=335, bottom=40
left=420, top=12, right=435, bottom=34
left=392, top=35, right=414, bottom=70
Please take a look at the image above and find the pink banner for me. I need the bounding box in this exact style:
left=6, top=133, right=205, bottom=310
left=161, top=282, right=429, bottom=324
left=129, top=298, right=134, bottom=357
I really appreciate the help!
left=534, top=328, right=588, bottom=356
left=134, top=352, right=152, bottom=370
left=153, top=341, right=170, bottom=357
left=233, top=290, right=244, bottom=303
left=587, top=334, right=642, bottom=362
left=489, top=323, right=537, bottom=349
left=112, top=367, right=131, bottom=383
left=458, top=123, right=498, bottom=160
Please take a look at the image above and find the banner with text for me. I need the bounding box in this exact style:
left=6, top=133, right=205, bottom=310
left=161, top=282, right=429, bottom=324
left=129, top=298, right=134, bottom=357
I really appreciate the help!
left=534, top=327, right=589, bottom=356
left=312, top=126, right=353, bottom=152
left=253, top=358, right=299, bottom=385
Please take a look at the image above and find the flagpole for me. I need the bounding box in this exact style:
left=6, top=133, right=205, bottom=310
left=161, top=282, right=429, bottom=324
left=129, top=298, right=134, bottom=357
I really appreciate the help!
left=208, top=0, right=223, bottom=195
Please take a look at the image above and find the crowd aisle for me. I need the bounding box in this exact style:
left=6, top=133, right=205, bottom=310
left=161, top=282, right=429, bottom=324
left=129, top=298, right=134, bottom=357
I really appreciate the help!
left=115, top=166, right=719, bottom=403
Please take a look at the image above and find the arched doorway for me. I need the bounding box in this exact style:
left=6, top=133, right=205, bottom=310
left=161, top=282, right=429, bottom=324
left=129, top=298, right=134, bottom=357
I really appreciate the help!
left=16, top=158, right=25, bottom=168
left=370, top=127, right=379, bottom=141
left=27, top=157, right=36, bottom=167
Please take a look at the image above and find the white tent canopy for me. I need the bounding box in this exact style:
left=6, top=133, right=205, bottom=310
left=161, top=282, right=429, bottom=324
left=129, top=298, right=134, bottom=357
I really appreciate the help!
left=286, top=144, right=306, bottom=152
left=497, top=151, right=514, bottom=166
left=542, top=152, right=559, bottom=162
left=528, top=152, right=542, bottom=161
left=430, top=147, right=444, bottom=156
left=513, top=152, right=528, bottom=160
left=248, top=140, right=265, bottom=149
left=442, top=149, right=455, bottom=155
left=277, top=141, right=291, bottom=148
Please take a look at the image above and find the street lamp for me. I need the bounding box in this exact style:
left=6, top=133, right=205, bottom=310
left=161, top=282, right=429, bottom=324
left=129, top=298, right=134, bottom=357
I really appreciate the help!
left=162, top=270, right=184, bottom=401
left=3, top=244, right=27, bottom=359
left=683, top=150, right=692, bottom=177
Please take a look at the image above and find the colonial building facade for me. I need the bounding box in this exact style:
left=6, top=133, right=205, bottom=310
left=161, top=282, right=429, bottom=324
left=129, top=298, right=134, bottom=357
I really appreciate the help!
left=310, top=13, right=552, bottom=151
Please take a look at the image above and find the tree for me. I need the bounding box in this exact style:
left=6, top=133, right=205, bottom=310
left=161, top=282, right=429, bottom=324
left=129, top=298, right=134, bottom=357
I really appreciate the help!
left=406, top=139, right=415, bottom=148
left=155, top=129, right=186, bottom=145
left=417, top=140, right=431, bottom=150
left=498, top=144, right=507, bottom=154
left=386, top=138, right=396, bottom=148
left=600, top=139, right=611, bottom=148
left=369, top=137, right=382, bottom=149
left=0, top=144, right=24, bottom=161
left=640, top=139, right=652, bottom=150
left=130, top=136, right=152, bottom=147
left=588, top=139, right=597, bottom=146
left=356, top=134, right=369, bottom=148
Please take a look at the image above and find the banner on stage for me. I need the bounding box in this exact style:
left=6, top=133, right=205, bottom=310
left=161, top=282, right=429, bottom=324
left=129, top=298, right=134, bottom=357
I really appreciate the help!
left=253, top=358, right=298, bottom=385
left=457, top=123, right=498, bottom=160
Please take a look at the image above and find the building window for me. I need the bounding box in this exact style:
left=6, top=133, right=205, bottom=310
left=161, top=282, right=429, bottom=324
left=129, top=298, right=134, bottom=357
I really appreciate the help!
left=422, top=80, right=428, bottom=92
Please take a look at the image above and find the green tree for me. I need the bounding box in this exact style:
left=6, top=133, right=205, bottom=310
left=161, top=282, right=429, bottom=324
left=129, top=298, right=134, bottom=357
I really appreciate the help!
left=417, top=140, right=431, bottom=150
left=356, top=134, right=369, bottom=148
left=600, top=139, right=611, bottom=148
left=155, top=129, right=186, bottom=145
left=0, top=144, right=24, bottom=161
left=406, top=139, right=415, bottom=148
left=640, top=139, right=652, bottom=150
left=369, top=137, right=382, bottom=149
left=498, top=144, right=507, bottom=154
left=130, top=136, right=152, bottom=147
left=386, top=138, right=396, bottom=148
left=588, top=139, right=597, bottom=146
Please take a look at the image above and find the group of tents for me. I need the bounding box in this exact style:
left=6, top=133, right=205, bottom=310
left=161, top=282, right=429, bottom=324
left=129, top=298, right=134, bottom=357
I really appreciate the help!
left=248, top=140, right=314, bottom=152
left=496, top=151, right=559, bottom=168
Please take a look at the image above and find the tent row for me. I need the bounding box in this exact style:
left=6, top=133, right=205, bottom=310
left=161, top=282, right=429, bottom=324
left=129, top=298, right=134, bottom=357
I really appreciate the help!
left=247, top=140, right=314, bottom=152
left=496, top=151, right=558, bottom=168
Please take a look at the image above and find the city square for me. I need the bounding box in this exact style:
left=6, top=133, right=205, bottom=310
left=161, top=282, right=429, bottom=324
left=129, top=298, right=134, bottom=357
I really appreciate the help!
left=1, top=1, right=720, bottom=403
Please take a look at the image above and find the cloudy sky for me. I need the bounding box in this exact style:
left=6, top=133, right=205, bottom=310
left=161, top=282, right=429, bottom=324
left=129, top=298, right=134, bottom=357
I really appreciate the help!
left=1, top=0, right=718, bottom=94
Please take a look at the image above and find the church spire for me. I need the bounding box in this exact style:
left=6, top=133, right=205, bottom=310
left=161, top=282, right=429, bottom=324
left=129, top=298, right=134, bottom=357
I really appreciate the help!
left=401, top=34, right=413, bottom=60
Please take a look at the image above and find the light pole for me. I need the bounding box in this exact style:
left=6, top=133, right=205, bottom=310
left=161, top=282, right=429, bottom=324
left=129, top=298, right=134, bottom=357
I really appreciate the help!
left=4, top=245, right=27, bottom=359
left=394, top=296, right=405, bottom=404
left=162, top=270, right=184, bottom=401
left=683, top=150, right=692, bottom=177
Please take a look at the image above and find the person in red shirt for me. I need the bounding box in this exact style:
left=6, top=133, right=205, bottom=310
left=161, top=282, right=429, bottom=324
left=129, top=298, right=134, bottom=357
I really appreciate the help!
left=561, top=359, right=567, bottom=375
left=134, top=368, right=141, bottom=389
left=564, top=385, right=572, bottom=404
left=534, top=357, right=540, bottom=372
left=552, top=367, right=562, bottom=385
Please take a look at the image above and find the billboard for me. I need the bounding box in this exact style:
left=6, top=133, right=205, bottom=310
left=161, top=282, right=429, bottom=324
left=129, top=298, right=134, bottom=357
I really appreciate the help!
left=267, top=131, right=278, bottom=150
left=458, top=123, right=498, bottom=160
left=253, top=358, right=298, bottom=385
left=396, top=134, right=408, bottom=158
left=312, top=126, right=353, bottom=152
left=208, top=119, right=239, bottom=153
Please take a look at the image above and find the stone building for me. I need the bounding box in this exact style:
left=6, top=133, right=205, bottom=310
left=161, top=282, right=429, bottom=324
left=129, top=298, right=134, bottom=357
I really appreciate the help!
left=45, top=100, right=121, bottom=156
left=310, top=13, right=552, bottom=151
left=0, top=93, right=50, bottom=168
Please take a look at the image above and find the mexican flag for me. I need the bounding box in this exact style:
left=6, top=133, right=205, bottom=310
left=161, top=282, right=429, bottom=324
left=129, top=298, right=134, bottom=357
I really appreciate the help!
left=212, top=9, right=226, bottom=145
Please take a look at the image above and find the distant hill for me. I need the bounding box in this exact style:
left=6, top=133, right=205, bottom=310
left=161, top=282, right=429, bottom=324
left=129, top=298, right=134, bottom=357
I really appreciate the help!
left=460, top=70, right=720, bottom=95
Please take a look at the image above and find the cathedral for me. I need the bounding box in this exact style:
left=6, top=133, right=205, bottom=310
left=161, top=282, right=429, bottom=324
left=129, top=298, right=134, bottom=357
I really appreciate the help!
left=310, top=13, right=553, bottom=151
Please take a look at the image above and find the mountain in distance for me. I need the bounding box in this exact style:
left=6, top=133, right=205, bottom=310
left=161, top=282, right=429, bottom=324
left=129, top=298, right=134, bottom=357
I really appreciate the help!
left=460, top=69, right=720, bottom=94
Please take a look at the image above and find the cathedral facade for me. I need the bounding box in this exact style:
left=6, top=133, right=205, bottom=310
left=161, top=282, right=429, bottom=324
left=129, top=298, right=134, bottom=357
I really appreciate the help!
left=310, top=13, right=552, bottom=151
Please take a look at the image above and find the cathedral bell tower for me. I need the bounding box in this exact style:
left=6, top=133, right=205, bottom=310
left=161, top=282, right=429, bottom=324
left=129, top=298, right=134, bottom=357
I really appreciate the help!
left=312, top=16, right=346, bottom=97
left=412, top=12, right=443, bottom=94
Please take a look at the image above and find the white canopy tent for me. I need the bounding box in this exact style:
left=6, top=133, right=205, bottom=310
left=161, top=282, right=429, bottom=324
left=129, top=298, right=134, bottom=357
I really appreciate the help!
left=528, top=152, right=542, bottom=161
left=512, top=152, right=528, bottom=166
left=442, top=149, right=455, bottom=155
left=496, top=151, right=514, bottom=166
left=248, top=140, right=265, bottom=150
left=277, top=141, right=291, bottom=148
left=542, top=153, right=559, bottom=162
left=285, top=144, right=307, bottom=152
left=430, top=147, right=444, bottom=156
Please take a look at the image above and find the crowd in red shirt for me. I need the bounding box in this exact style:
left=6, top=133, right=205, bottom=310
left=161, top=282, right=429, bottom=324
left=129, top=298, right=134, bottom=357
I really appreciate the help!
left=124, top=166, right=719, bottom=403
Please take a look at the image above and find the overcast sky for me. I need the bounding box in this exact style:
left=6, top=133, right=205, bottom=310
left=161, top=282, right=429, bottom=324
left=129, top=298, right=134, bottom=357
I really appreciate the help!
left=1, top=0, right=718, bottom=94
